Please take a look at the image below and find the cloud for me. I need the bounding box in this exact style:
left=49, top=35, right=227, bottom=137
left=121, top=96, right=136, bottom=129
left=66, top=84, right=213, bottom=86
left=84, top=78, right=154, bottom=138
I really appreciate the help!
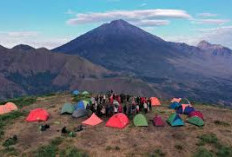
left=65, top=9, right=75, bottom=15
left=140, top=3, right=147, bottom=7
left=0, top=31, right=71, bottom=49
left=192, top=19, right=230, bottom=25
left=0, top=31, right=39, bottom=38
left=164, top=26, right=232, bottom=49
left=132, top=20, right=170, bottom=27
left=67, top=9, right=192, bottom=26
left=197, top=13, right=218, bottom=17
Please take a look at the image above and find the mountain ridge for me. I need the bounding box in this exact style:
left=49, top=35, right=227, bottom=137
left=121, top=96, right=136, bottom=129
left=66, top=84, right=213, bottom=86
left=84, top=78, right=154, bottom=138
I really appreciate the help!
left=53, top=19, right=232, bottom=106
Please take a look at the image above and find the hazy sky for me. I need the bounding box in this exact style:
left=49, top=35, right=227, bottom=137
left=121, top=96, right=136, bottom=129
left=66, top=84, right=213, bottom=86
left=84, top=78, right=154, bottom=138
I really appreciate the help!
left=0, top=0, right=231, bottom=49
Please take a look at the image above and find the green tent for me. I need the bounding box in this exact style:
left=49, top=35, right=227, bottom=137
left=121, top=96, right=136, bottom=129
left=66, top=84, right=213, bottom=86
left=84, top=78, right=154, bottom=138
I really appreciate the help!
left=82, top=91, right=89, bottom=95
left=187, top=117, right=204, bottom=127
left=61, top=103, right=75, bottom=114
left=167, top=113, right=184, bottom=127
left=133, top=114, right=148, bottom=127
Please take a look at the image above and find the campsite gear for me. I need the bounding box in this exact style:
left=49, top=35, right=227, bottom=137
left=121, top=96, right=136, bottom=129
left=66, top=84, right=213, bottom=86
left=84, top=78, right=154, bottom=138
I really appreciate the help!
left=26, top=108, right=49, bottom=122
left=153, top=116, right=165, bottom=127
left=61, top=103, right=75, bottom=114
left=69, top=132, right=76, bottom=137
left=150, top=97, right=161, bottom=106
left=82, top=91, right=89, bottom=95
left=167, top=113, right=184, bottom=127
left=0, top=102, right=18, bottom=115
left=72, top=109, right=88, bottom=118
left=105, top=113, right=129, bottom=129
left=171, top=98, right=182, bottom=103
left=176, top=104, right=192, bottom=114
left=74, top=125, right=84, bottom=132
left=3, top=135, right=18, bottom=147
left=187, top=117, right=204, bottom=127
left=133, top=114, right=148, bottom=127
left=82, top=113, right=103, bottom=126
left=40, top=124, right=50, bottom=131
left=61, top=127, right=68, bottom=134
left=189, top=111, right=204, bottom=120
left=72, top=90, right=79, bottom=96
left=169, top=102, right=181, bottom=109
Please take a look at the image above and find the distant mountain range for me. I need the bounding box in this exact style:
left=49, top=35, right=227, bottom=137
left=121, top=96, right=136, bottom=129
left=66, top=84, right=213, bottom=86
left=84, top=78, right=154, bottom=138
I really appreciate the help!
left=53, top=19, right=232, bottom=106
left=1, top=19, right=232, bottom=106
left=0, top=44, right=155, bottom=100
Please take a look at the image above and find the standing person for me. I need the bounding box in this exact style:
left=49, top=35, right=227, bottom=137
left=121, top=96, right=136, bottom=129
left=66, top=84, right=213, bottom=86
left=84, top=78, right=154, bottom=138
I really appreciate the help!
left=103, top=94, right=106, bottom=104
left=136, top=104, right=140, bottom=114
left=147, top=98, right=152, bottom=112
left=143, top=102, right=148, bottom=114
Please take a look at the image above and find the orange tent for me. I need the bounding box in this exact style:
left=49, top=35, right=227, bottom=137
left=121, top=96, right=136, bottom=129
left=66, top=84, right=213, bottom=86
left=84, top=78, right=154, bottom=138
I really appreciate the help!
left=150, top=97, right=161, bottom=106
left=5, top=102, right=18, bottom=112
left=82, top=113, right=103, bottom=126
left=0, top=102, right=18, bottom=115
left=171, top=98, right=182, bottom=103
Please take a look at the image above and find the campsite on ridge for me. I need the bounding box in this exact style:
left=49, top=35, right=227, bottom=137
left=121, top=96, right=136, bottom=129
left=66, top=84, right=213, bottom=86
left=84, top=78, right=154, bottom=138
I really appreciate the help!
left=0, top=91, right=232, bottom=157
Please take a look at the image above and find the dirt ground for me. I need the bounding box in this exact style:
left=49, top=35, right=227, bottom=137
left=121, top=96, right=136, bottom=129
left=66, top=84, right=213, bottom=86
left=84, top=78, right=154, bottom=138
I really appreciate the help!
left=1, top=94, right=232, bottom=157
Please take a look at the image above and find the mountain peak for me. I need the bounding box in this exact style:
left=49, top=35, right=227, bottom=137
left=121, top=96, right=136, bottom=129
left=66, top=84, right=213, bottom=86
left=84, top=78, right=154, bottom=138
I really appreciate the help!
left=109, top=19, right=129, bottom=25
left=12, top=44, right=35, bottom=51
left=197, top=40, right=212, bottom=48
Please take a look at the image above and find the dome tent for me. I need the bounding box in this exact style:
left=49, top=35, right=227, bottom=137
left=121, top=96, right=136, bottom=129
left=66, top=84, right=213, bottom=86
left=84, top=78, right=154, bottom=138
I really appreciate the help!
left=153, top=116, right=165, bottom=127
left=106, top=113, right=129, bottom=129
left=150, top=97, right=161, bottom=106
left=72, top=109, right=88, bottom=118
left=61, top=103, right=75, bottom=114
left=167, top=113, right=184, bottom=127
left=0, top=102, right=18, bottom=115
left=82, top=113, right=103, bottom=126
left=133, top=114, right=148, bottom=127
left=26, top=108, right=49, bottom=122
left=72, top=90, right=80, bottom=96
left=187, top=116, right=204, bottom=127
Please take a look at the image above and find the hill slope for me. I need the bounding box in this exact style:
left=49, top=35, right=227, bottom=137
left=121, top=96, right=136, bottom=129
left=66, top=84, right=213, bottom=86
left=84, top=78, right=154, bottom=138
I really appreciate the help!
left=0, top=45, right=155, bottom=100
left=53, top=19, right=232, bottom=106
left=0, top=93, right=232, bottom=157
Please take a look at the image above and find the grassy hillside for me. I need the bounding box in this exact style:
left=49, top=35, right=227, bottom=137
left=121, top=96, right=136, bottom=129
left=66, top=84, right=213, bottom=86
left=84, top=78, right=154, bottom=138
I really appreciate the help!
left=0, top=93, right=232, bottom=157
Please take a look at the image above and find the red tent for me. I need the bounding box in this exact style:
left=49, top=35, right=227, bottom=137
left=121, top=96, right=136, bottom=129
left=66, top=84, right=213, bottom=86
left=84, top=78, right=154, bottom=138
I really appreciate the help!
left=82, top=113, right=103, bottom=126
left=189, top=111, right=204, bottom=120
left=153, top=116, right=165, bottom=127
left=26, top=108, right=49, bottom=122
left=105, top=113, right=129, bottom=129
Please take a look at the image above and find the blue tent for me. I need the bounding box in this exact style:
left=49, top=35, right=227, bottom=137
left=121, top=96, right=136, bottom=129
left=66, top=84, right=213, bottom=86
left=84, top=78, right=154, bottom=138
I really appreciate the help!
left=169, top=102, right=181, bottom=109
left=72, top=90, right=80, bottom=96
left=176, top=106, right=195, bottom=115
left=183, top=106, right=195, bottom=115
left=167, top=113, right=184, bottom=127
left=74, top=101, right=85, bottom=110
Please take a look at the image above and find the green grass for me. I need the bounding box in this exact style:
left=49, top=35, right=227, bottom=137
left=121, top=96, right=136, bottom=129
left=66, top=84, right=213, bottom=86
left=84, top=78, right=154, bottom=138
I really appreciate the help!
left=59, top=147, right=89, bottom=157
left=33, top=137, right=88, bottom=157
left=0, top=111, right=26, bottom=138
left=214, top=120, right=230, bottom=127
left=193, top=147, right=213, bottom=157
left=195, top=133, right=232, bottom=157
left=34, top=137, right=63, bottom=157
left=147, top=149, right=166, bottom=157
left=197, top=133, right=218, bottom=146
left=0, top=96, right=37, bottom=108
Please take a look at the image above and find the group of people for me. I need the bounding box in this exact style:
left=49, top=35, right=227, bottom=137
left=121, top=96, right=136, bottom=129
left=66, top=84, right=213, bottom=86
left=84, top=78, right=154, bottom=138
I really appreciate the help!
left=86, top=90, right=152, bottom=117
